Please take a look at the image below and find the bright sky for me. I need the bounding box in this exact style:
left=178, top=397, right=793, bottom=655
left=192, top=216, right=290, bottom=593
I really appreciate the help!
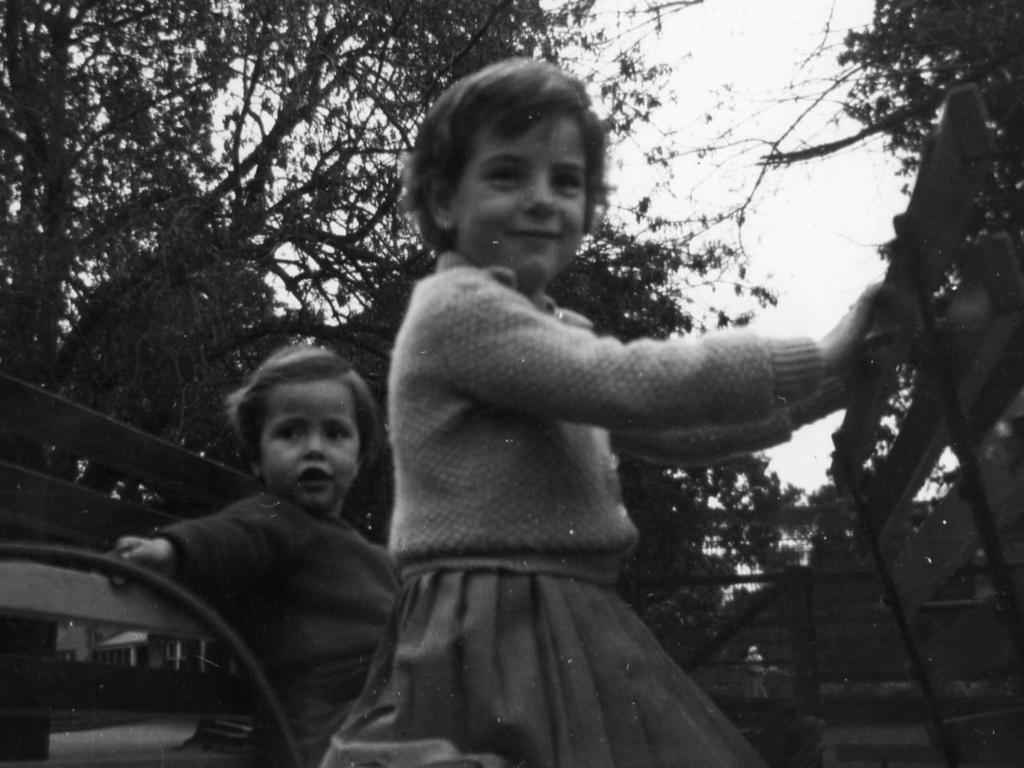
left=597, top=0, right=904, bottom=493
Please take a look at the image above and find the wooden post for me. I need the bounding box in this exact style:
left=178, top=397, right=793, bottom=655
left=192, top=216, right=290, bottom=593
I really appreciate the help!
left=0, top=617, right=56, bottom=760
left=0, top=432, right=56, bottom=760
left=784, top=565, right=821, bottom=719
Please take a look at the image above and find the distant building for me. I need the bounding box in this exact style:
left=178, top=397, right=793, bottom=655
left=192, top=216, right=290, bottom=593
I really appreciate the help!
left=55, top=620, right=233, bottom=673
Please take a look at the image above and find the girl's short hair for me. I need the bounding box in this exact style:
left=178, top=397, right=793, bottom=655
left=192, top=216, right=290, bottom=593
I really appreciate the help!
left=225, top=344, right=383, bottom=467
left=403, top=57, right=608, bottom=252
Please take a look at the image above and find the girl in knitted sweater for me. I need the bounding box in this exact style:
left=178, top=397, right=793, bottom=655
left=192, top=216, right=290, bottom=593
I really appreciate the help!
left=321, top=58, right=881, bottom=768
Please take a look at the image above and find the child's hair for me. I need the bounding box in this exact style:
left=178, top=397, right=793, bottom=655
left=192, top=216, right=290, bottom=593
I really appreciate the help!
left=225, top=344, right=383, bottom=467
left=403, top=57, right=609, bottom=252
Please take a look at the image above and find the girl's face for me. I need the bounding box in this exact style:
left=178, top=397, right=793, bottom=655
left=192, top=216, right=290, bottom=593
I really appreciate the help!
left=251, top=378, right=361, bottom=518
left=432, top=114, right=587, bottom=299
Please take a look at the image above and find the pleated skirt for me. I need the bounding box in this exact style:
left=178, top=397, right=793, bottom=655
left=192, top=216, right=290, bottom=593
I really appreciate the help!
left=319, top=562, right=768, bottom=768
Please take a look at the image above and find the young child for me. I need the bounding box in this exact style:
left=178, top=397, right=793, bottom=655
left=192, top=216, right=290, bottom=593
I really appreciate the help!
left=321, top=58, right=881, bottom=768
left=114, top=344, right=397, bottom=767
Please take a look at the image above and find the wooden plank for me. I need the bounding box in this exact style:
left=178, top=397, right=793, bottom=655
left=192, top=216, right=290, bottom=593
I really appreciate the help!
left=0, top=560, right=208, bottom=636
left=845, top=232, right=1022, bottom=545
left=0, top=373, right=254, bottom=505
left=833, top=741, right=945, bottom=763
left=902, top=86, right=998, bottom=292
left=817, top=694, right=1020, bottom=726
left=0, top=656, right=251, bottom=716
left=857, top=233, right=1021, bottom=519
left=833, top=711, right=1024, bottom=767
left=889, top=456, right=1024, bottom=615
left=0, top=461, right=179, bottom=547
left=10, top=755, right=253, bottom=768
left=784, top=567, right=821, bottom=718
left=832, top=84, right=998, bottom=479
left=863, top=381, right=947, bottom=550
left=919, top=584, right=1024, bottom=683
left=961, top=327, right=1024, bottom=448
left=864, top=312, right=1024, bottom=539
left=942, top=708, right=1024, bottom=766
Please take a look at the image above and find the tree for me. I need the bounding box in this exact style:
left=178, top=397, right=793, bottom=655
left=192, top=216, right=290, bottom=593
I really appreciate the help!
left=0, top=0, right=597, bottom=504
left=0, top=1, right=567, bottom=440
left=840, top=1, right=1024, bottom=248
left=763, top=1, right=1024, bottom=250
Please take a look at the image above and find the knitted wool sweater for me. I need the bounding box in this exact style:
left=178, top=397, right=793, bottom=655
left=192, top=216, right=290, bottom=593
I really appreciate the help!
left=387, top=252, right=838, bottom=566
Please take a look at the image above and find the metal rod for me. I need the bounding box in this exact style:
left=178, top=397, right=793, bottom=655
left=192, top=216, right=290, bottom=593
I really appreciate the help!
left=895, top=215, right=1024, bottom=678
left=833, top=442, right=961, bottom=768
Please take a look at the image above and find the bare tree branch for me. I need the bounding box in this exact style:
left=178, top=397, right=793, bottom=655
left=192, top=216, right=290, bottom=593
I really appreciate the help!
left=763, top=49, right=1024, bottom=167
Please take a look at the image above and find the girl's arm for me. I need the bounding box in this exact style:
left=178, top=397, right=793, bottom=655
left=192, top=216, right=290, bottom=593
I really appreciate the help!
left=611, top=412, right=793, bottom=467
left=152, top=498, right=304, bottom=595
left=421, top=269, right=824, bottom=430
left=611, top=376, right=846, bottom=466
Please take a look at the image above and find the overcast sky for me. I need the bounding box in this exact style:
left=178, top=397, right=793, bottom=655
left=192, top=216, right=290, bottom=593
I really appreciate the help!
left=599, top=0, right=904, bottom=493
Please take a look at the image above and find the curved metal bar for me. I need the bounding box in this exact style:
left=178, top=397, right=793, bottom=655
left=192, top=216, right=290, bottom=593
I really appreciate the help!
left=0, top=542, right=303, bottom=768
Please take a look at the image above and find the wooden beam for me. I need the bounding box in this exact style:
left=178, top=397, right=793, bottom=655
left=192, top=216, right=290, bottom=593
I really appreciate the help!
left=0, top=373, right=254, bottom=504
left=832, top=84, right=998, bottom=480
left=919, top=578, right=1024, bottom=683
left=866, top=303, right=1024, bottom=533
left=889, top=455, right=1024, bottom=615
left=846, top=233, right=1021, bottom=548
left=0, top=460, right=178, bottom=547
left=0, top=560, right=208, bottom=636
left=941, top=708, right=1024, bottom=765
left=11, top=755, right=253, bottom=768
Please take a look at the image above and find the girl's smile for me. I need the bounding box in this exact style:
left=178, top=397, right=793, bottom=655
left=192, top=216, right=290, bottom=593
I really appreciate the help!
left=430, top=115, right=587, bottom=300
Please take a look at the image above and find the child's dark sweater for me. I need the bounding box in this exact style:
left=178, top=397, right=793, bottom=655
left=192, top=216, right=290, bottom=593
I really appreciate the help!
left=158, top=493, right=396, bottom=761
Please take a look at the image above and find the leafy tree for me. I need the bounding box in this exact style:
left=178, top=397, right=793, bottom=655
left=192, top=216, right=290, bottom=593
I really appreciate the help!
left=765, top=2, right=1022, bottom=208
left=0, top=0, right=599, bottom=504
left=1, top=0, right=566, bottom=442
left=764, top=1, right=1023, bottom=288
left=839, top=0, right=1024, bottom=254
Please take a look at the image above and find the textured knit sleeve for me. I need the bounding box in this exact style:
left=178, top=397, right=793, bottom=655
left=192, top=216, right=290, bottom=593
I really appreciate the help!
left=158, top=495, right=304, bottom=597
left=611, top=411, right=794, bottom=466
left=419, top=268, right=825, bottom=431
left=611, top=373, right=849, bottom=466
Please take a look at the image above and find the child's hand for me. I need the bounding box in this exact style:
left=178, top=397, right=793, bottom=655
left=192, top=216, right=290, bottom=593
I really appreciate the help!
left=819, top=282, right=892, bottom=379
left=112, top=535, right=178, bottom=578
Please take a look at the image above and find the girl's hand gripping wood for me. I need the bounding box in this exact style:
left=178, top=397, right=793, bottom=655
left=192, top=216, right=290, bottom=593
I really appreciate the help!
left=819, top=282, right=897, bottom=380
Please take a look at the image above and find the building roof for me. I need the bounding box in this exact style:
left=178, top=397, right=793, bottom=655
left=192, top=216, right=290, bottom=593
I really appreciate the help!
left=94, top=630, right=148, bottom=649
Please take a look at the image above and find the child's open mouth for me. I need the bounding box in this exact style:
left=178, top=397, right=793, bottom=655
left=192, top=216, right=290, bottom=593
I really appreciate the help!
left=297, top=468, right=331, bottom=487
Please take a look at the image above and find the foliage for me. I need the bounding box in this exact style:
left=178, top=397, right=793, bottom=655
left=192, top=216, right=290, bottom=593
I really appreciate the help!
left=622, top=453, right=799, bottom=633
left=1, top=0, right=569, bottom=444
left=0, top=0, right=594, bottom=484
left=841, top=0, right=1024, bottom=247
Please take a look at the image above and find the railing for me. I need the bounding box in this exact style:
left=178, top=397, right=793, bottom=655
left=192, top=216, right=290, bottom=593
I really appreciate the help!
left=674, top=563, right=1022, bottom=765
left=0, top=372, right=272, bottom=765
